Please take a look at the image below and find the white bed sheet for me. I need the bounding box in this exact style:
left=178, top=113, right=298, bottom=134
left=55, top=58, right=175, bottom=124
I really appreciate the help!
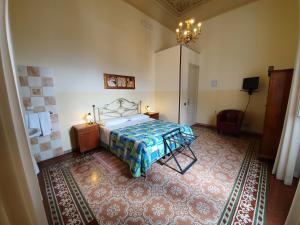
left=100, top=118, right=154, bottom=145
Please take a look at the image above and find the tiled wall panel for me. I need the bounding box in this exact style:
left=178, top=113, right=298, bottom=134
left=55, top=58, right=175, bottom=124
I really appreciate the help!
left=17, top=65, right=64, bottom=161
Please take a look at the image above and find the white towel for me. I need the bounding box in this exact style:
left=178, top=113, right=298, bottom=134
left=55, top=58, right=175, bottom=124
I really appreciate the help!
left=24, top=114, right=29, bottom=128
left=38, top=112, right=52, bottom=136
left=28, top=113, right=40, bottom=129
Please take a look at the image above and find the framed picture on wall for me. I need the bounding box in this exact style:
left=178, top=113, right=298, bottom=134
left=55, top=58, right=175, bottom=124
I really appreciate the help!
left=104, top=74, right=135, bottom=89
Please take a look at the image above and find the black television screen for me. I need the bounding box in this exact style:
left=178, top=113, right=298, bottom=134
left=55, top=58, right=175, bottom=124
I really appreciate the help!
left=242, top=76, right=259, bottom=91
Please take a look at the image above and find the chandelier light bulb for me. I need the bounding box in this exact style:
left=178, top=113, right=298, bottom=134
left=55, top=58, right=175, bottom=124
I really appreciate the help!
left=176, top=18, right=202, bottom=44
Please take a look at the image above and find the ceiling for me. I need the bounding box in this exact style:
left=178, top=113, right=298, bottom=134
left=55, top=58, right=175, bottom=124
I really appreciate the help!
left=155, top=0, right=210, bottom=16
left=124, top=0, right=258, bottom=31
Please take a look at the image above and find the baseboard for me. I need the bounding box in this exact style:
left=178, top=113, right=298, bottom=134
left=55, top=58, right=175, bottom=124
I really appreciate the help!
left=193, top=123, right=216, bottom=129
left=257, top=153, right=275, bottom=161
left=64, top=148, right=73, bottom=154
left=193, top=123, right=262, bottom=138
left=37, top=147, right=102, bottom=168
left=242, top=130, right=262, bottom=138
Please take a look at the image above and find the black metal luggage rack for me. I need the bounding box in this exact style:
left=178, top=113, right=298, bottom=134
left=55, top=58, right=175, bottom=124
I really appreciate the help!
left=159, top=128, right=198, bottom=174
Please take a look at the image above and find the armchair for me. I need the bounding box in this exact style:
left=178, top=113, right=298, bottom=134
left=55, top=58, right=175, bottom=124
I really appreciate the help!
left=217, top=110, right=244, bottom=136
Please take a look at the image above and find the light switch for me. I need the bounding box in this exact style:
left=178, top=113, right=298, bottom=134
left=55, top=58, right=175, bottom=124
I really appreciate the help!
left=298, top=104, right=300, bottom=117
left=211, top=80, right=218, bottom=88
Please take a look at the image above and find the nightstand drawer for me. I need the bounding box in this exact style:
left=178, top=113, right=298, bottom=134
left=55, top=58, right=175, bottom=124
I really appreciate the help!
left=73, top=123, right=100, bottom=153
left=77, top=125, right=98, bottom=134
left=78, top=129, right=99, bottom=152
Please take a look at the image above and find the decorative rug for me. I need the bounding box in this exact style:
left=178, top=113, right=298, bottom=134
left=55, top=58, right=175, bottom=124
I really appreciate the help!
left=42, top=127, right=268, bottom=225
left=42, top=156, right=96, bottom=225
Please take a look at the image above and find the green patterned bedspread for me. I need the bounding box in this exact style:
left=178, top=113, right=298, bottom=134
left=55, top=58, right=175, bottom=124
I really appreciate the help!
left=109, top=120, right=193, bottom=177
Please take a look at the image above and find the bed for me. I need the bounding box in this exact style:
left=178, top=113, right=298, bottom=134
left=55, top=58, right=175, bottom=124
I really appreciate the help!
left=95, top=98, right=194, bottom=177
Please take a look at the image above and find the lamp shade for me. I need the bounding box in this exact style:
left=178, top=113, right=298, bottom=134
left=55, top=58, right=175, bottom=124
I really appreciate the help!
left=145, top=105, right=151, bottom=112
left=86, top=113, right=93, bottom=124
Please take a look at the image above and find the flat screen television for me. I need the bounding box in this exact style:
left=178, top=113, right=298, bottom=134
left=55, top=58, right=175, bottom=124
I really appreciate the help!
left=242, top=76, right=259, bottom=94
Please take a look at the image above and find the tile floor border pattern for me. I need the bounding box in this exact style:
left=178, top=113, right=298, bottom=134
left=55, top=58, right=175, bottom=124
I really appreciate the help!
left=219, top=141, right=268, bottom=225
left=42, top=163, right=96, bottom=225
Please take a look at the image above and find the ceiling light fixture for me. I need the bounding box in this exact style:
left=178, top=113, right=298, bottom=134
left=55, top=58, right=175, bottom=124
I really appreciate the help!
left=176, top=18, right=202, bottom=44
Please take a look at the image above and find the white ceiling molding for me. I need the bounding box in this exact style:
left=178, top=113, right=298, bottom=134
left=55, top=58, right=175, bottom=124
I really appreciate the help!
left=155, top=0, right=210, bottom=16
left=123, top=0, right=258, bottom=31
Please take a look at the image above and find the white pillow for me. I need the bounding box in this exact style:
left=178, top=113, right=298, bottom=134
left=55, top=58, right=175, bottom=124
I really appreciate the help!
left=100, top=117, right=128, bottom=127
left=126, top=114, right=149, bottom=121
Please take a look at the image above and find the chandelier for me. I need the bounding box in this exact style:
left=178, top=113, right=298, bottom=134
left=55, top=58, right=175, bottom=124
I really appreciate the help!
left=176, top=18, right=202, bottom=45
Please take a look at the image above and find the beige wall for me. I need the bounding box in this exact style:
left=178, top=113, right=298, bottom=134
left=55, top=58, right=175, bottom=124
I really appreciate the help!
left=10, top=0, right=298, bottom=153
left=196, top=0, right=298, bottom=133
left=10, top=0, right=176, bottom=151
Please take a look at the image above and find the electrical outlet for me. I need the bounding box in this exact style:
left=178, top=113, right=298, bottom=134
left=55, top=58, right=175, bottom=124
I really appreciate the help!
left=211, top=80, right=218, bottom=88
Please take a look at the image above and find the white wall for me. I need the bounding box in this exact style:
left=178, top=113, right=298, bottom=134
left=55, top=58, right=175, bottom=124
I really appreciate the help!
left=180, top=46, right=200, bottom=125
left=155, top=45, right=180, bottom=122
left=10, top=0, right=176, bottom=152
left=196, top=0, right=298, bottom=133
left=155, top=45, right=200, bottom=124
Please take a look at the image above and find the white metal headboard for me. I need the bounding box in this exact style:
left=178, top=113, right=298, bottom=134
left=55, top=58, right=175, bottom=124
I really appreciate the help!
left=93, top=98, right=141, bottom=121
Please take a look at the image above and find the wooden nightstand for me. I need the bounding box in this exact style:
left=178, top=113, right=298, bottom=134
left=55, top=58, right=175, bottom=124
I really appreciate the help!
left=73, top=123, right=100, bottom=153
left=144, top=112, right=159, bottom=120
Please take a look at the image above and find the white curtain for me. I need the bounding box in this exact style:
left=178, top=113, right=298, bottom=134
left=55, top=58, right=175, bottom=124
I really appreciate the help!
left=285, top=181, right=300, bottom=225
left=272, top=35, right=300, bottom=185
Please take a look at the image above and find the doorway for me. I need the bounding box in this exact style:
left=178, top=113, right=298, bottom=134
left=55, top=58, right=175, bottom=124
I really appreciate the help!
left=186, top=63, right=199, bottom=126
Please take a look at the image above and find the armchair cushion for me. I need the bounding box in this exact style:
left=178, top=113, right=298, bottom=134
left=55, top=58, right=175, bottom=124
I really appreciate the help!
left=217, top=110, right=244, bottom=135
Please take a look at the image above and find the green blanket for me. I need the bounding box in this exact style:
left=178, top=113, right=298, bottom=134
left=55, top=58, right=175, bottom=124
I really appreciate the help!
left=109, top=120, right=193, bottom=177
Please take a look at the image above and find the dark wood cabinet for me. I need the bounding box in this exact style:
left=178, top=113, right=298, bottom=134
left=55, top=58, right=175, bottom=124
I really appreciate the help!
left=73, top=123, right=100, bottom=153
left=260, top=68, right=293, bottom=160
left=144, top=112, right=159, bottom=120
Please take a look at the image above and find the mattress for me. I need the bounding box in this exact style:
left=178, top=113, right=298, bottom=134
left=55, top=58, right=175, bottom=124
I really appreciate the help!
left=100, top=118, right=154, bottom=145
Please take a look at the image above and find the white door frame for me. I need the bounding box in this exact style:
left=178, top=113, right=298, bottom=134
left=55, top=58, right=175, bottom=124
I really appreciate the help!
left=0, top=0, right=48, bottom=224
left=187, top=63, right=199, bottom=126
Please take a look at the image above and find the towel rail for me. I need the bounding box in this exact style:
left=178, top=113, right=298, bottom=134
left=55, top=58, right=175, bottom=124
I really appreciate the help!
left=26, top=109, right=54, bottom=136
left=25, top=107, right=54, bottom=115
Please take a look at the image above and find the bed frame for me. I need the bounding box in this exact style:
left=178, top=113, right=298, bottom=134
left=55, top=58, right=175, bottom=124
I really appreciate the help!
left=92, top=98, right=142, bottom=122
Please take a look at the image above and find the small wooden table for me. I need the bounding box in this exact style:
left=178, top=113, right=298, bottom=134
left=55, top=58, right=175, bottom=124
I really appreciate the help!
left=73, top=123, right=100, bottom=153
left=144, top=112, right=159, bottom=120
